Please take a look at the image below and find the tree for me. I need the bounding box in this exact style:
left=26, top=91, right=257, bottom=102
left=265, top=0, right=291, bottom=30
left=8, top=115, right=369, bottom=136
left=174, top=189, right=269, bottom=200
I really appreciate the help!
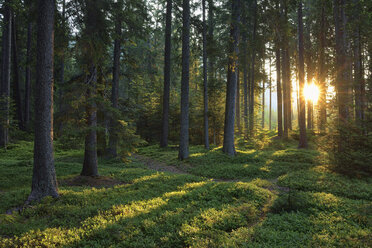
left=202, top=0, right=209, bottom=149
left=334, top=0, right=349, bottom=152
left=178, top=0, right=190, bottom=160
left=0, top=0, right=12, bottom=149
left=223, top=0, right=240, bottom=156
left=11, top=13, right=24, bottom=130
left=318, top=0, right=327, bottom=131
left=160, top=0, right=172, bottom=148
left=249, top=0, right=258, bottom=135
left=27, top=0, right=58, bottom=203
left=24, top=0, right=33, bottom=129
left=298, top=0, right=308, bottom=149
left=108, top=0, right=123, bottom=156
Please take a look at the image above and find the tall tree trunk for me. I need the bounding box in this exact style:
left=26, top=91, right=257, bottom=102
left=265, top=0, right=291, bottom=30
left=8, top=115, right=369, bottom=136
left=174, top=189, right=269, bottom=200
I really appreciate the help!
left=334, top=0, right=349, bottom=152
left=0, top=0, right=12, bottom=148
left=281, top=48, right=288, bottom=138
left=24, top=21, right=32, bottom=129
left=286, top=49, right=292, bottom=131
left=178, top=0, right=190, bottom=160
left=223, top=0, right=240, bottom=156
left=304, top=5, right=314, bottom=130
left=108, top=16, right=121, bottom=156
left=81, top=66, right=98, bottom=176
left=298, top=0, right=308, bottom=148
left=27, top=0, right=58, bottom=203
left=275, top=0, right=283, bottom=137
left=242, top=12, right=249, bottom=137
left=262, top=64, right=265, bottom=129
left=160, top=0, right=172, bottom=148
left=352, top=0, right=365, bottom=130
left=269, top=56, right=272, bottom=130
left=202, top=0, right=209, bottom=149
left=318, top=0, right=327, bottom=131
left=11, top=14, right=24, bottom=130
left=249, top=0, right=257, bottom=135
left=236, top=68, right=241, bottom=134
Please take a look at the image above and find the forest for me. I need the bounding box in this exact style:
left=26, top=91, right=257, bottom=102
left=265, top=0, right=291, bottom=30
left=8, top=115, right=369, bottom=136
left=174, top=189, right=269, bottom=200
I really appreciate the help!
left=0, top=0, right=371, bottom=247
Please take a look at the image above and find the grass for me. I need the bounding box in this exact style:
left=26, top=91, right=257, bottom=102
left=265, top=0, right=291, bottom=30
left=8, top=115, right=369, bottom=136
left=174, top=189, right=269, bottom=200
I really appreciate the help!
left=0, top=139, right=371, bottom=247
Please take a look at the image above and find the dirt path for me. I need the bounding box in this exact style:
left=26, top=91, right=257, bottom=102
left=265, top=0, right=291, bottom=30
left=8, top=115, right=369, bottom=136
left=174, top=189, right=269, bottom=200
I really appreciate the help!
left=132, top=154, right=289, bottom=191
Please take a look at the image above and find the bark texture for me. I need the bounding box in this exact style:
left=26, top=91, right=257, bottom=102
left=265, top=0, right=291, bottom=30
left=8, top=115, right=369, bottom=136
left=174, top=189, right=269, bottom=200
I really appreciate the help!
left=298, top=0, right=308, bottom=148
left=0, top=0, right=12, bottom=148
left=28, top=0, right=58, bottom=203
left=223, top=0, right=240, bottom=156
left=178, top=0, right=190, bottom=160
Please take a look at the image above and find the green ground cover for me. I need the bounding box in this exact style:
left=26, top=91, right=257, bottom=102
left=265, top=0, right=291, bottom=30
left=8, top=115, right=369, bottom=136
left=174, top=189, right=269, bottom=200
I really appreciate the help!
left=0, top=140, right=371, bottom=247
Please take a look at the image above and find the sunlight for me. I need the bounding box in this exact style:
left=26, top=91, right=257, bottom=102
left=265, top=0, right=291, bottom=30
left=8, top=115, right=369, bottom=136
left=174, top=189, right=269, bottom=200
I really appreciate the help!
left=304, top=80, right=320, bottom=103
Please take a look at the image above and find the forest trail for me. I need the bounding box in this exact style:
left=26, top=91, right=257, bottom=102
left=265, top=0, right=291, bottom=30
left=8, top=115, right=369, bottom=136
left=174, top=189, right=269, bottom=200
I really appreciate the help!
left=132, top=154, right=289, bottom=192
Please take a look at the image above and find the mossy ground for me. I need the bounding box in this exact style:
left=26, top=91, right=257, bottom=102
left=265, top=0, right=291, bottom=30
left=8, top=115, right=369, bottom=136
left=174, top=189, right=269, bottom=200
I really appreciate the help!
left=0, top=137, right=371, bottom=247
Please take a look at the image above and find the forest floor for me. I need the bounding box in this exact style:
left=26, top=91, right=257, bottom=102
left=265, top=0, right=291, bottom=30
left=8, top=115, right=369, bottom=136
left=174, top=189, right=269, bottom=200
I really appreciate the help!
left=0, top=138, right=371, bottom=247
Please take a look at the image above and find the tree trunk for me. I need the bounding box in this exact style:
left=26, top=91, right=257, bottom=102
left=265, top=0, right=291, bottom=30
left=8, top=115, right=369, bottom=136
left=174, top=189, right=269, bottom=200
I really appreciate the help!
left=108, top=16, right=121, bottom=156
left=242, top=13, right=249, bottom=137
left=81, top=66, right=99, bottom=176
left=262, top=65, right=265, bottom=129
left=223, top=0, right=240, bottom=156
left=236, top=68, right=241, bottom=134
left=269, top=56, right=272, bottom=130
left=249, top=0, right=257, bottom=135
left=178, top=0, right=190, bottom=160
left=160, top=0, right=172, bottom=148
left=281, top=48, right=289, bottom=139
left=24, top=21, right=32, bottom=129
left=27, top=0, right=58, bottom=203
left=298, top=0, right=308, bottom=148
left=318, top=0, right=327, bottom=131
left=11, top=14, right=24, bottom=130
left=202, top=0, right=209, bottom=149
left=352, top=0, right=365, bottom=130
left=334, top=0, right=349, bottom=152
left=0, top=0, right=12, bottom=148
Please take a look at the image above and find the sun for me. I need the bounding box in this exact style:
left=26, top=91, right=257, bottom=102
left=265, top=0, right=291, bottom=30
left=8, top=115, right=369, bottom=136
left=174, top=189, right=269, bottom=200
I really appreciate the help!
left=304, top=81, right=320, bottom=103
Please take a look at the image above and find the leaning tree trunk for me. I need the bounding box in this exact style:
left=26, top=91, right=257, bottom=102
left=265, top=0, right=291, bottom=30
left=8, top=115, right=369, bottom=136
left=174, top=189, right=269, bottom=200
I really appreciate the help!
left=27, top=0, right=58, bottom=203
left=81, top=66, right=99, bottom=176
left=178, top=0, right=190, bottom=160
left=0, top=0, right=12, bottom=149
left=108, top=16, right=121, bottom=156
left=160, top=0, right=172, bottom=148
left=11, top=14, right=24, bottom=130
left=202, top=0, right=209, bottom=149
left=298, top=0, right=308, bottom=148
left=223, top=0, right=240, bottom=156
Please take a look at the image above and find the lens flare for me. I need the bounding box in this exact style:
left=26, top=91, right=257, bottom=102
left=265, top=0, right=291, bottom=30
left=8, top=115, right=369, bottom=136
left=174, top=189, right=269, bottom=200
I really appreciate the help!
left=304, top=81, right=319, bottom=103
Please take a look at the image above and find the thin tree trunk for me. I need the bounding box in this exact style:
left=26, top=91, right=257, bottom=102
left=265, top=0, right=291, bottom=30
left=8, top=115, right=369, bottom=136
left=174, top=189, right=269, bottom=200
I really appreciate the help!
left=281, top=48, right=288, bottom=138
left=334, top=0, right=349, bottom=152
left=298, top=0, right=308, bottom=148
left=236, top=68, right=241, bottom=134
left=242, top=13, right=249, bottom=137
left=11, top=14, right=24, bottom=130
left=276, top=48, right=283, bottom=137
left=108, top=16, right=121, bottom=156
left=269, top=56, right=272, bottom=130
left=202, top=0, right=209, bottom=149
left=223, top=0, right=240, bottom=156
left=318, top=0, right=327, bottom=131
left=81, top=66, right=98, bottom=176
left=249, top=0, right=257, bottom=135
left=27, top=0, right=58, bottom=203
left=262, top=64, right=265, bottom=129
left=160, top=0, right=172, bottom=148
left=0, top=0, right=12, bottom=148
left=178, top=0, right=190, bottom=160
left=24, top=21, right=32, bottom=129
